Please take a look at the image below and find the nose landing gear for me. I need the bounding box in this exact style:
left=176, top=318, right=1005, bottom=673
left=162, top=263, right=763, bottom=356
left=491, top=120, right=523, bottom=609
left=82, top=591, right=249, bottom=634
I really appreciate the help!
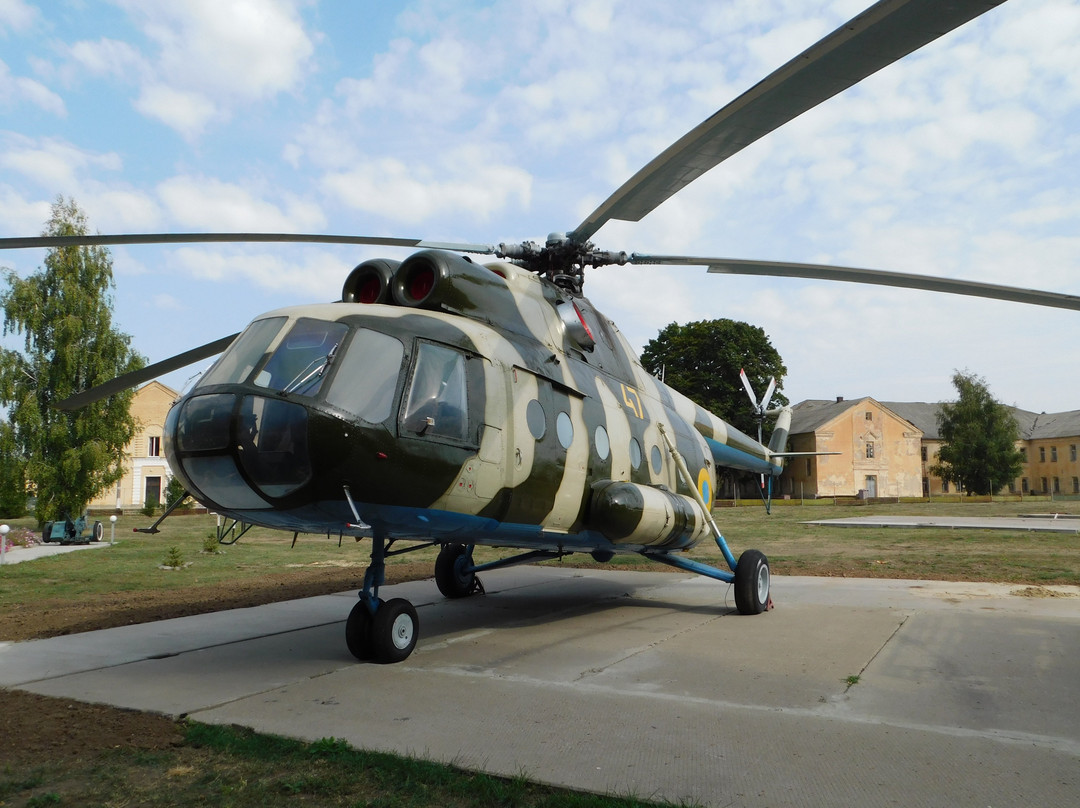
left=345, top=525, right=420, bottom=664
left=346, top=596, right=419, bottom=664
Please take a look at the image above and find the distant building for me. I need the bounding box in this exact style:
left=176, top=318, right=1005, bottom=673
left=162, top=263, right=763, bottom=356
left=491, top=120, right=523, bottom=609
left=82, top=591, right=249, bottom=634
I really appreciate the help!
left=781, top=397, right=1080, bottom=498
left=779, top=397, right=924, bottom=499
left=88, top=381, right=179, bottom=511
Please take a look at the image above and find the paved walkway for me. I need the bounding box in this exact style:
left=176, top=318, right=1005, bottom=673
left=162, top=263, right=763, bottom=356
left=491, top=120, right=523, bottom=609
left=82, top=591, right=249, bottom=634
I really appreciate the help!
left=3, top=568, right=1078, bottom=807
left=0, top=541, right=110, bottom=565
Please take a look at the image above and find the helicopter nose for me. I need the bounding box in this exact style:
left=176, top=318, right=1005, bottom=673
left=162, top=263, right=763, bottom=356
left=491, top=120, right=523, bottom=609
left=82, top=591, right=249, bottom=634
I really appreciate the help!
left=166, top=393, right=313, bottom=509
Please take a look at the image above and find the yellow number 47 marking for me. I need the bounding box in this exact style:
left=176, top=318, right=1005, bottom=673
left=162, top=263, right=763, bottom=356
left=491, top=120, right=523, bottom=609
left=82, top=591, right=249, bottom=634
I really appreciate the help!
left=621, top=384, right=644, bottom=419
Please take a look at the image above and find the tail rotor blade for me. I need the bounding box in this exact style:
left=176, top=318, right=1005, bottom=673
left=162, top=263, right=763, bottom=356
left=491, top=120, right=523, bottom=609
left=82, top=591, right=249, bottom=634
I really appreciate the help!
left=760, top=376, right=777, bottom=412
left=739, top=368, right=758, bottom=408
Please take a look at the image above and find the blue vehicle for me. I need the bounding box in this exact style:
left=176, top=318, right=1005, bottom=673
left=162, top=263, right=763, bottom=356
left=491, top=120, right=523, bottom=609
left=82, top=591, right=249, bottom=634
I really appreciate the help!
left=41, top=513, right=103, bottom=545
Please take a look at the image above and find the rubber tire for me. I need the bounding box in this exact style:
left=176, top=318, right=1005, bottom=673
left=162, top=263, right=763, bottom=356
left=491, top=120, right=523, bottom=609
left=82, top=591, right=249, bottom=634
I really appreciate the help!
left=42, top=522, right=54, bottom=543
left=733, top=549, right=770, bottom=615
left=345, top=599, right=377, bottom=661
left=92, top=521, right=104, bottom=542
left=435, top=543, right=476, bottom=598
left=371, top=598, right=419, bottom=664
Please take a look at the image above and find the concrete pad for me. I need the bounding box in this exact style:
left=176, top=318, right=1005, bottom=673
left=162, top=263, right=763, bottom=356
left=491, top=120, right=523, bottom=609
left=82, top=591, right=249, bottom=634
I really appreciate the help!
left=806, top=514, right=1080, bottom=532
left=4, top=567, right=1079, bottom=807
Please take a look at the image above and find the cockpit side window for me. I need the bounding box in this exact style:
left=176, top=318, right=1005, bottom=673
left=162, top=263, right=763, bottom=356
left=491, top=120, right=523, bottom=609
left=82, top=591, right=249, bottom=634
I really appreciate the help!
left=254, top=318, right=349, bottom=397
left=324, top=328, right=404, bottom=424
left=197, top=317, right=286, bottom=389
left=401, top=342, right=470, bottom=442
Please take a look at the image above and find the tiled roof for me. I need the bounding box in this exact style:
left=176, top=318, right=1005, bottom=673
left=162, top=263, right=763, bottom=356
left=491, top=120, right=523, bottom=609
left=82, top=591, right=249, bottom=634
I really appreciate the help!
left=791, top=399, right=1080, bottom=441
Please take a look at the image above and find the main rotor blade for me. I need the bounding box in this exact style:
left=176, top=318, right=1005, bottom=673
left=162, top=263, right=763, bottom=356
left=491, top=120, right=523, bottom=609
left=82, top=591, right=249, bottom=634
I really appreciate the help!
left=0, top=233, right=496, bottom=253
left=572, top=0, right=1007, bottom=244
left=630, top=254, right=1080, bottom=312
left=55, top=332, right=239, bottom=411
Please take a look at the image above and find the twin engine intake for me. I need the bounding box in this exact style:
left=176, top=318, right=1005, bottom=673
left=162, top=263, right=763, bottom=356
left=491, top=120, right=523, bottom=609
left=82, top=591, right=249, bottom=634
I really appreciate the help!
left=341, top=250, right=512, bottom=315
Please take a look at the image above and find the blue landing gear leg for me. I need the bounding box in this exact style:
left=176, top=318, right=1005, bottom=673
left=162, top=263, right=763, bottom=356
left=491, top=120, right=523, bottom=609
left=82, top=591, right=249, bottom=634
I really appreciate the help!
left=644, top=532, right=773, bottom=615
left=346, top=531, right=419, bottom=663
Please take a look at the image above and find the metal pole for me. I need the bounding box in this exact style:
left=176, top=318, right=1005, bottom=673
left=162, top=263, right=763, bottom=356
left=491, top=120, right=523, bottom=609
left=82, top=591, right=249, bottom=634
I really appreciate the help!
left=0, top=524, right=9, bottom=565
left=109, top=514, right=117, bottom=545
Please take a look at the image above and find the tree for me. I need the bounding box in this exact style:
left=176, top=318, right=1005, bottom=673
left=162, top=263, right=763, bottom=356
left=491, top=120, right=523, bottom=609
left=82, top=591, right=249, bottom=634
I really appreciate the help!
left=0, top=419, right=28, bottom=517
left=931, top=370, right=1024, bottom=496
left=640, top=319, right=788, bottom=437
left=0, top=197, right=145, bottom=523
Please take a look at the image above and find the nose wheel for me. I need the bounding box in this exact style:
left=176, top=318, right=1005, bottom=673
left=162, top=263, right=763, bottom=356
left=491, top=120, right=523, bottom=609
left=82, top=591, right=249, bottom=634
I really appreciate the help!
left=347, top=597, right=419, bottom=663
left=345, top=527, right=420, bottom=663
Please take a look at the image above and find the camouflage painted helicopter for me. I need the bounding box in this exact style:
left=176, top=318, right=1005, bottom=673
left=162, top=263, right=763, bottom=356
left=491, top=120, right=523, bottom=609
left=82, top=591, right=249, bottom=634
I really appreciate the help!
left=4, top=0, right=1079, bottom=664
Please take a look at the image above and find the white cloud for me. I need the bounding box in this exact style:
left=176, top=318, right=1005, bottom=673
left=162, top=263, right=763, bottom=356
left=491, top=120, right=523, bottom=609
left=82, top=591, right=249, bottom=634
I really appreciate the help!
left=156, top=175, right=326, bottom=232
left=116, top=0, right=314, bottom=99
left=0, top=135, right=121, bottom=191
left=55, top=0, right=317, bottom=137
left=0, top=59, right=65, bottom=115
left=0, top=185, right=52, bottom=237
left=0, top=0, right=36, bottom=31
left=321, top=156, right=531, bottom=225
left=134, top=84, right=216, bottom=140
left=166, top=245, right=344, bottom=297
left=68, top=37, right=148, bottom=79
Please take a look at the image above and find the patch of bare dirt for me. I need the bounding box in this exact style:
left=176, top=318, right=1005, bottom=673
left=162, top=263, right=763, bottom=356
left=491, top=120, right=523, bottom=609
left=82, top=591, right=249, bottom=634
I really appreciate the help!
left=1011, top=585, right=1079, bottom=598
left=0, top=562, right=435, bottom=768
left=0, top=561, right=433, bottom=642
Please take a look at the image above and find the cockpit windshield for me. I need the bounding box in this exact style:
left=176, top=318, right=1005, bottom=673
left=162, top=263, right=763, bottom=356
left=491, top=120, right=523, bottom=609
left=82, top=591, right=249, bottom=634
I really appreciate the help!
left=195, top=316, right=406, bottom=423
left=324, top=328, right=404, bottom=423
left=254, top=319, right=349, bottom=397
left=197, top=317, right=286, bottom=389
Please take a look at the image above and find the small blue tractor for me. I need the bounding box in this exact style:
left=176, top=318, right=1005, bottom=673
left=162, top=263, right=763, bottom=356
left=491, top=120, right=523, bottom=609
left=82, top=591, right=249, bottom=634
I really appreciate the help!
left=41, top=513, right=104, bottom=545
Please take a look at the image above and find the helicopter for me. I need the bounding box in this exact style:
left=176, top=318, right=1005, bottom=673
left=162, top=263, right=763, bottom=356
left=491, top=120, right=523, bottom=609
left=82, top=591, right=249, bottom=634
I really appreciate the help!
left=4, top=0, right=1080, bottom=664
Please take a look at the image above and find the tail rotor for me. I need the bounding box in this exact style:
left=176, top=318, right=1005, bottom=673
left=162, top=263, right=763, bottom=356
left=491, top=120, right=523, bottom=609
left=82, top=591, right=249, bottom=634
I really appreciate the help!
left=740, top=369, right=778, bottom=511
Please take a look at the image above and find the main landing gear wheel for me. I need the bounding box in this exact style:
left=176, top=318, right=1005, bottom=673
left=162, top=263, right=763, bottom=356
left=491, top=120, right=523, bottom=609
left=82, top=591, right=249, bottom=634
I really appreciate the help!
left=371, top=598, right=419, bottom=664
left=734, top=549, right=771, bottom=615
left=435, top=543, right=481, bottom=598
left=92, top=521, right=103, bottom=541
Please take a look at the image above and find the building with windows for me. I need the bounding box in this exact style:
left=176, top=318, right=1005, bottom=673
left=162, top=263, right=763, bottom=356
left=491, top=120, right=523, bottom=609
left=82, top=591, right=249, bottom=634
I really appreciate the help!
left=88, top=381, right=179, bottom=511
left=780, top=397, right=1080, bottom=498
left=778, top=397, right=924, bottom=499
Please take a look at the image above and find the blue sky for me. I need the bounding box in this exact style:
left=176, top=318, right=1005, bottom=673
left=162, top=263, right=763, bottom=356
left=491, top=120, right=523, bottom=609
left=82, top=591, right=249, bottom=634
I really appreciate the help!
left=2, top=0, right=1079, bottom=413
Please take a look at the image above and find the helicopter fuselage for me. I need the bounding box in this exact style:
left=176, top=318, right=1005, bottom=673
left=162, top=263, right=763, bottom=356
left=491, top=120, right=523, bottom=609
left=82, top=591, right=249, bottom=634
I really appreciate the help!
left=163, top=250, right=781, bottom=555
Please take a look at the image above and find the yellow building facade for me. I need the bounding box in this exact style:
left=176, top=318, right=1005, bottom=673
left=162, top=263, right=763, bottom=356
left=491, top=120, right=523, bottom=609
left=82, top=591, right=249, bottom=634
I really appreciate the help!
left=780, top=397, right=924, bottom=499
left=88, top=381, right=179, bottom=511
left=782, top=398, right=1080, bottom=498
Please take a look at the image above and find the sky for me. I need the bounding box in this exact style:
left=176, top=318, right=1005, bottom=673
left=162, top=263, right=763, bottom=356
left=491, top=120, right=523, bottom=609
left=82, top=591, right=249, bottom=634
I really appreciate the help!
left=1, top=0, right=1079, bottom=414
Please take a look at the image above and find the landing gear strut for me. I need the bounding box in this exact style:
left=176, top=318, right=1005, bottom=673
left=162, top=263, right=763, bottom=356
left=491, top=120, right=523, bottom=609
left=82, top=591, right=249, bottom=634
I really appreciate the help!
left=346, top=529, right=420, bottom=663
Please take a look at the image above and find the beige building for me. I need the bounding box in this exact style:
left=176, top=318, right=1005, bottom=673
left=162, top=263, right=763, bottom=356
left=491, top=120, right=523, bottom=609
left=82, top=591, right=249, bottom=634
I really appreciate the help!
left=781, top=397, right=1080, bottom=498
left=88, top=381, right=179, bottom=511
left=779, top=397, right=924, bottom=499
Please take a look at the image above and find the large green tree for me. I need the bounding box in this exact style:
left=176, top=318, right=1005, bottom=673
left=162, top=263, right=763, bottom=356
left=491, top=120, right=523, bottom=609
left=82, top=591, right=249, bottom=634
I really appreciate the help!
left=931, top=370, right=1024, bottom=496
left=640, top=318, right=787, bottom=437
left=0, top=197, right=145, bottom=523
left=0, top=419, right=28, bottom=517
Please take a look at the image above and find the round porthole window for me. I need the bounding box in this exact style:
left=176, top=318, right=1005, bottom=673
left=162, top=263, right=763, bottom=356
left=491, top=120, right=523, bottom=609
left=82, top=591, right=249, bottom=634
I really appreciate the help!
left=594, top=425, right=610, bottom=460
left=650, top=445, right=663, bottom=474
left=629, top=438, right=642, bottom=469
left=526, top=399, right=546, bottom=440
left=556, top=412, right=574, bottom=448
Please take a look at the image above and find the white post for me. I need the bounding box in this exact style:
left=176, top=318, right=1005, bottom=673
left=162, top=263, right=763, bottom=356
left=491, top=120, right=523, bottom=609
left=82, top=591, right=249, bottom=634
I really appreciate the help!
left=0, top=524, right=9, bottom=565
left=109, top=514, right=117, bottom=546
